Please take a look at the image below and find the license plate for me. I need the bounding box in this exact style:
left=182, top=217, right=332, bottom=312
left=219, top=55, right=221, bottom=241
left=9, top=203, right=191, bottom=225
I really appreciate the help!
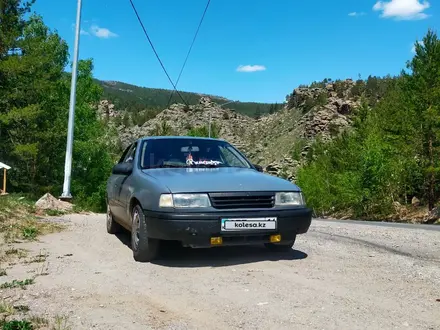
left=221, top=217, right=277, bottom=231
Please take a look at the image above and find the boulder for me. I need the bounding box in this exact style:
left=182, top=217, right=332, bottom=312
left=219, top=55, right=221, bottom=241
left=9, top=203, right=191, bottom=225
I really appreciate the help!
left=35, top=193, right=73, bottom=211
left=411, top=196, right=420, bottom=207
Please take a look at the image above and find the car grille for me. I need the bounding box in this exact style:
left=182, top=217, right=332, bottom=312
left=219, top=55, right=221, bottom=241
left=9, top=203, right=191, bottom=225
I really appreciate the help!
left=208, top=192, right=275, bottom=209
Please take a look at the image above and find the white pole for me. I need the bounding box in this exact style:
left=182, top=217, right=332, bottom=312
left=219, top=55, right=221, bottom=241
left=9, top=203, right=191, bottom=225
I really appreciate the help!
left=61, top=0, right=82, bottom=200
left=208, top=110, right=211, bottom=138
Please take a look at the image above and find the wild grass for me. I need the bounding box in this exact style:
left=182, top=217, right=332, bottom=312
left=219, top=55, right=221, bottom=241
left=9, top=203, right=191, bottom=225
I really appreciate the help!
left=0, top=195, right=65, bottom=243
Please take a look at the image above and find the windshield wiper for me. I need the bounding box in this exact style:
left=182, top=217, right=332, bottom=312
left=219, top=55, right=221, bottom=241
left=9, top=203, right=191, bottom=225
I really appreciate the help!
left=193, top=164, right=222, bottom=168
left=146, top=164, right=188, bottom=169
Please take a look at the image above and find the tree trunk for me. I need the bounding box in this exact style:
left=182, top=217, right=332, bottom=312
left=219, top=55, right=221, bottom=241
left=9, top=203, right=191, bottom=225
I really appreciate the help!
left=428, top=136, right=435, bottom=211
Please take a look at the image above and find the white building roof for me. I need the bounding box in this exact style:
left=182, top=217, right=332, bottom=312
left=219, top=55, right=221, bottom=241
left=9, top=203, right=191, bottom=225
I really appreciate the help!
left=0, top=162, right=11, bottom=170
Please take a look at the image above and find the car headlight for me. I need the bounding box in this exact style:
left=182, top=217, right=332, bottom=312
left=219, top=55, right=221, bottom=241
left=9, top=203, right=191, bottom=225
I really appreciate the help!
left=159, top=193, right=211, bottom=208
left=275, top=192, right=305, bottom=206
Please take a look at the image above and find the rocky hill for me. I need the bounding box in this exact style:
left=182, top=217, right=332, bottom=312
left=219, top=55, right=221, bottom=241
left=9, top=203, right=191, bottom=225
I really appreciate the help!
left=99, top=78, right=366, bottom=181
left=97, top=80, right=284, bottom=118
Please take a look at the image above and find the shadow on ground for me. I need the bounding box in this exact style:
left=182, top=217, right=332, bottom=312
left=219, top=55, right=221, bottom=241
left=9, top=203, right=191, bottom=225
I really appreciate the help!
left=115, top=230, right=308, bottom=267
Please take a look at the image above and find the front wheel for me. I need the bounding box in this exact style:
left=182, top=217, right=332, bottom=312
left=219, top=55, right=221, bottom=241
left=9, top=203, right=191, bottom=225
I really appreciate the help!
left=131, top=204, right=161, bottom=262
left=264, top=236, right=296, bottom=252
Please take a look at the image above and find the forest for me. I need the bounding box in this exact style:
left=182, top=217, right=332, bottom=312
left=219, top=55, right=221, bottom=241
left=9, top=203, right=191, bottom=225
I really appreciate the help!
left=297, top=30, right=440, bottom=219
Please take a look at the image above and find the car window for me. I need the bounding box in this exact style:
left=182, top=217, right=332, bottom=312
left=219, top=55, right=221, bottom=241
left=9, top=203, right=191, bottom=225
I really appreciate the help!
left=118, top=144, right=132, bottom=163
left=140, top=141, right=149, bottom=168
left=141, top=138, right=251, bottom=169
left=219, top=145, right=250, bottom=168
left=124, top=143, right=137, bottom=163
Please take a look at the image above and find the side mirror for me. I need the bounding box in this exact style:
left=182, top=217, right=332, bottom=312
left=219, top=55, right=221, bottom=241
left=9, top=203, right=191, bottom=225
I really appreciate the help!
left=253, top=164, right=264, bottom=172
left=112, top=162, right=133, bottom=176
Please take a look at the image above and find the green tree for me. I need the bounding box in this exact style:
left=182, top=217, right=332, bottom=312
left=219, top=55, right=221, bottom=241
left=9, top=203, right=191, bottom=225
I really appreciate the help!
left=0, top=6, right=116, bottom=211
left=404, top=30, right=440, bottom=210
left=0, top=14, right=69, bottom=192
left=152, top=120, right=173, bottom=136
left=254, top=106, right=262, bottom=119
left=187, top=123, right=220, bottom=138
left=0, top=0, right=34, bottom=56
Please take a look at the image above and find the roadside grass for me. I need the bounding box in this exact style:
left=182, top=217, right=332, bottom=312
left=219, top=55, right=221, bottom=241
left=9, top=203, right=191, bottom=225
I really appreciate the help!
left=0, top=196, right=73, bottom=330
left=51, top=315, right=72, bottom=330
left=0, top=278, right=35, bottom=289
left=0, top=301, right=15, bottom=316
left=28, top=316, right=49, bottom=328
left=0, top=195, right=65, bottom=243
left=1, top=319, right=33, bottom=330
left=0, top=314, right=72, bottom=330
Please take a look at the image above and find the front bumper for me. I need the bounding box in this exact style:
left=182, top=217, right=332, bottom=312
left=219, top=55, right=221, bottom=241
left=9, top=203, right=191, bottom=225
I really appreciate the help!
left=144, top=208, right=312, bottom=248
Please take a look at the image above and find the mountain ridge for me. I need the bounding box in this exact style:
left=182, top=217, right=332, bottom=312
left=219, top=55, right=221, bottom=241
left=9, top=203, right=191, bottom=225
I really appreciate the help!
left=96, top=79, right=285, bottom=118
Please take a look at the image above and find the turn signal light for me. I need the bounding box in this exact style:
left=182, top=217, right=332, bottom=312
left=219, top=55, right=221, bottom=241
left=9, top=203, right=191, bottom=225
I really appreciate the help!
left=210, top=237, right=223, bottom=245
left=270, top=234, right=282, bottom=243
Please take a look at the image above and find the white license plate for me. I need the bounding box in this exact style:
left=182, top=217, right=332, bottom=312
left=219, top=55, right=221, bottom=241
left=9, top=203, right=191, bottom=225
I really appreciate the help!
left=221, top=217, right=277, bottom=231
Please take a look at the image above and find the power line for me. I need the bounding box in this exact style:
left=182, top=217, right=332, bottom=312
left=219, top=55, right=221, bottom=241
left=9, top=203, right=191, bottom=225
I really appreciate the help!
left=128, top=0, right=189, bottom=106
left=166, top=0, right=211, bottom=108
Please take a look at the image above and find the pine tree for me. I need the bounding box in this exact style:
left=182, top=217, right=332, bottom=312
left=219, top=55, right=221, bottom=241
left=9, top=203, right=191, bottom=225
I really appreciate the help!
left=404, top=30, right=440, bottom=210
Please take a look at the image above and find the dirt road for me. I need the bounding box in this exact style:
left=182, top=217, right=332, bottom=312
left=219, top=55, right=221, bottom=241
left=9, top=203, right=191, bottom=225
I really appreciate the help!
left=1, top=214, right=439, bottom=330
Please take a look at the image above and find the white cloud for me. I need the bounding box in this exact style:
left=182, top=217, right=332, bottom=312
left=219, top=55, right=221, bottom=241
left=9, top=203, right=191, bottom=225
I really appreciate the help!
left=90, top=25, right=118, bottom=38
left=411, top=40, right=424, bottom=53
left=236, top=65, right=266, bottom=73
left=348, top=12, right=366, bottom=17
left=373, top=0, right=430, bottom=20
left=80, top=29, right=90, bottom=36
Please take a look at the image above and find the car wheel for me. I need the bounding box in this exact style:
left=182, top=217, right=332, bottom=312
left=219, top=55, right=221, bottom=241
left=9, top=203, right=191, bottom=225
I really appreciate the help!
left=131, top=204, right=160, bottom=262
left=106, top=203, right=121, bottom=234
left=264, top=236, right=296, bottom=252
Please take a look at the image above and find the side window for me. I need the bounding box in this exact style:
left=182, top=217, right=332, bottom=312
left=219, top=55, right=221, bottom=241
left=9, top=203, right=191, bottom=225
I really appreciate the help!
left=140, top=141, right=148, bottom=168
left=219, top=145, right=249, bottom=167
left=123, top=143, right=137, bottom=163
left=118, top=144, right=132, bottom=163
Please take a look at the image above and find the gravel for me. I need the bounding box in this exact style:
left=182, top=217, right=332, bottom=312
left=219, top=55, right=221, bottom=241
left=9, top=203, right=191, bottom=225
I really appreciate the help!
left=1, top=214, right=439, bottom=330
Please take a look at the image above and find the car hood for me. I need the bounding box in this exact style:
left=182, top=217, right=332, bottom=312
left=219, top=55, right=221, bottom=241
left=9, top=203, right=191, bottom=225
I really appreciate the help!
left=142, top=167, right=300, bottom=193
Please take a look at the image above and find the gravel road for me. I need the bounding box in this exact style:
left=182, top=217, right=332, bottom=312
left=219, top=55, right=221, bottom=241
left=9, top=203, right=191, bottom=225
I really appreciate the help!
left=1, top=214, right=439, bottom=330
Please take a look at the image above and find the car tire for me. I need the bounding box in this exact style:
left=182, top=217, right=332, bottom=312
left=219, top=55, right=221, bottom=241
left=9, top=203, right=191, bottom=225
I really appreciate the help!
left=131, top=204, right=160, bottom=262
left=264, top=236, right=296, bottom=252
left=106, top=203, right=121, bottom=234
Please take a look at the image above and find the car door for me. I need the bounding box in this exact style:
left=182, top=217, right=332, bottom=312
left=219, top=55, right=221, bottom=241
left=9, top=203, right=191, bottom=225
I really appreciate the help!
left=113, top=143, right=137, bottom=223
left=107, top=144, right=132, bottom=215
left=117, top=141, right=141, bottom=226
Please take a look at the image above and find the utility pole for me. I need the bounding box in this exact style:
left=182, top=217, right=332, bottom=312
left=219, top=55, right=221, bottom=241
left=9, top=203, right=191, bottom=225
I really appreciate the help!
left=208, top=100, right=238, bottom=138
left=61, top=0, right=82, bottom=200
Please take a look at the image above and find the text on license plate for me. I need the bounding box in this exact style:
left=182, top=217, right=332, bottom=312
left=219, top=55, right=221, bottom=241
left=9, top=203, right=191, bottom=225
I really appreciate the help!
left=221, top=217, right=277, bottom=231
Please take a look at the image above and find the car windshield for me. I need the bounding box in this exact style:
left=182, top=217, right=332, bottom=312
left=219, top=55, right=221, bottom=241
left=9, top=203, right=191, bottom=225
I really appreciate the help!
left=140, top=138, right=252, bottom=169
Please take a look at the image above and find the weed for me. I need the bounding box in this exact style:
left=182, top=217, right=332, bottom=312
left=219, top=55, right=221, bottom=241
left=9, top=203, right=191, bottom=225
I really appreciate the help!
left=0, top=279, right=34, bottom=289
left=44, top=210, right=65, bottom=217
left=21, top=227, right=37, bottom=241
left=4, top=249, right=27, bottom=260
left=24, top=250, right=47, bottom=265
left=1, top=320, right=33, bottom=330
left=12, top=306, right=29, bottom=313
left=0, top=270, right=6, bottom=277
left=0, top=301, right=15, bottom=315
left=28, top=316, right=48, bottom=328
left=51, top=315, right=71, bottom=330
left=0, top=195, right=64, bottom=243
left=35, top=261, right=49, bottom=277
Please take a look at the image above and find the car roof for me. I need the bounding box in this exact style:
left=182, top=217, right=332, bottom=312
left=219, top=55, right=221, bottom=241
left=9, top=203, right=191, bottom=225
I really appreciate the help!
left=139, top=136, right=227, bottom=143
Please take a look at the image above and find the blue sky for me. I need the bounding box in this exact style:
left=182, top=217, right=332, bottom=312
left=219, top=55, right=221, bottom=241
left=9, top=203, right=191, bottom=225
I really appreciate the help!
left=33, top=0, right=438, bottom=103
